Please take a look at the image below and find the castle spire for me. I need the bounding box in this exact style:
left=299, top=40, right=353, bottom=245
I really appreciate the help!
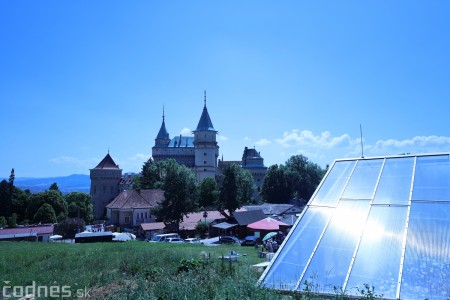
left=195, top=91, right=216, bottom=132
left=156, top=106, right=170, bottom=140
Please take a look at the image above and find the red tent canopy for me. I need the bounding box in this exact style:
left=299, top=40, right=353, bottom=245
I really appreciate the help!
left=247, top=217, right=289, bottom=230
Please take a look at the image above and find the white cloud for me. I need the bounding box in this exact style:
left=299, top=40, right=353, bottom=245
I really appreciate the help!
left=218, top=135, right=228, bottom=141
left=365, top=135, right=450, bottom=156
left=243, top=137, right=250, bottom=141
left=255, top=138, right=271, bottom=146
left=180, top=127, right=193, bottom=136
left=275, top=130, right=353, bottom=149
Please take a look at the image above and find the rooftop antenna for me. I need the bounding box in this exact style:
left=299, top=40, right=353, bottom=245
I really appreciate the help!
left=360, top=124, right=364, bottom=158
left=162, top=105, right=165, bottom=122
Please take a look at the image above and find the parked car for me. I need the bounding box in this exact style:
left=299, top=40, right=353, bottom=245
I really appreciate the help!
left=165, top=237, right=185, bottom=244
left=184, top=238, right=201, bottom=244
left=242, top=235, right=256, bottom=246
left=218, top=236, right=241, bottom=245
left=149, top=233, right=180, bottom=242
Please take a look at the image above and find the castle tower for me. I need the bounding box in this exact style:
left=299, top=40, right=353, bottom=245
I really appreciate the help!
left=193, top=91, right=219, bottom=182
left=155, top=107, right=170, bottom=147
left=90, top=152, right=122, bottom=220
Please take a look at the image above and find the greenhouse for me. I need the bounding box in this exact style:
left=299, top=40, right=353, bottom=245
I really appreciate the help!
left=259, top=153, right=450, bottom=300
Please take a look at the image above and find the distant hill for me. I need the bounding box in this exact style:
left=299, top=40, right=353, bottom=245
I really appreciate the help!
left=7, top=174, right=90, bottom=194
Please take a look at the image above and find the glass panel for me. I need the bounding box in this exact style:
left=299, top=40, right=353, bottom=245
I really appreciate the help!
left=401, top=202, right=450, bottom=300
left=373, top=157, right=414, bottom=205
left=346, top=206, right=408, bottom=298
left=412, top=154, right=450, bottom=201
left=261, top=207, right=333, bottom=290
left=298, top=200, right=370, bottom=293
left=342, top=159, right=383, bottom=200
left=310, top=160, right=356, bottom=207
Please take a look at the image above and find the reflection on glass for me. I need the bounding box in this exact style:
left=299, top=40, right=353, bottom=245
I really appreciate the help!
left=311, top=160, right=355, bottom=207
left=262, top=207, right=333, bottom=290
left=413, top=154, right=450, bottom=201
left=342, top=159, right=383, bottom=200
left=373, top=157, right=414, bottom=205
left=298, top=200, right=370, bottom=293
left=401, top=202, right=450, bottom=300
left=346, top=206, right=408, bottom=298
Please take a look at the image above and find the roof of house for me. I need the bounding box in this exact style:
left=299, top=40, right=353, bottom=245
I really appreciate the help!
left=0, top=225, right=54, bottom=236
left=94, top=153, right=120, bottom=169
left=106, top=189, right=164, bottom=209
left=140, top=222, right=166, bottom=231
left=179, top=208, right=247, bottom=230
left=243, top=204, right=302, bottom=216
left=232, top=210, right=266, bottom=226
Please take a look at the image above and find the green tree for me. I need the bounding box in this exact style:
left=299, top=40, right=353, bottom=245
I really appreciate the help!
left=7, top=213, right=17, bottom=228
left=49, top=182, right=63, bottom=196
left=12, top=187, right=31, bottom=224
left=33, top=203, right=57, bottom=224
left=217, top=164, right=254, bottom=218
left=151, top=159, right=198, bottom=232
left=54, top=218, right=85, bottom=239
left=0, top=180, right=12, bottom=218
left=260, top=155, right=326, bottom=203
left=66, top=192, right=94, bottom=223
left=260, top=164, right=292, bottom=203
left=285, top=155, right=325, bottom=200
left=195, top=221, right=209, bottom=238
left=27, top=190, right=68, bottom=222
left=137, top=157, right=165, bottom=189
left=0, top=216, right=7, bottom=228
left=199, top=177, right=218, bottom=208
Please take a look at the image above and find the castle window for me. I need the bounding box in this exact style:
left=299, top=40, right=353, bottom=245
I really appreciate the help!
left=204, top=169, right=207, bottom=171
left=204, top=161, right=206, bottom=164
left=124, top=216, right=130, bottom=224
left=204, top=153, right=206, bottom=156
left=145, top=212, right=148, bottom=219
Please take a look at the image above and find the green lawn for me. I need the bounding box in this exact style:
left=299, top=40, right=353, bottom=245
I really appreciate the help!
left=0, top=241, right=285, bottom=299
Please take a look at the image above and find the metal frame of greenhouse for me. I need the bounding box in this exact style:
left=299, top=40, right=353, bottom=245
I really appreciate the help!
left=259, top=153, right=450, bottom=300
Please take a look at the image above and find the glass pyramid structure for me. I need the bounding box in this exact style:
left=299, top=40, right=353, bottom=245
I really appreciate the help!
left=259, top=153, right=450, bottom=300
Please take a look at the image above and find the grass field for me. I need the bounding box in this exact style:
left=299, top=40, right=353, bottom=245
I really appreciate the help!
left=0, top=241, right=287, bottom=299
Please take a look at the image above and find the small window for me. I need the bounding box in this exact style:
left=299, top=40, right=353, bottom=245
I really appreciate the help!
left=204, top=161, right=206, bottom=164
left=124, top=216, right=130, bottom=224
left=145, top=212, right=148, bottom=219
left=204, top=169, right=207, bottom=171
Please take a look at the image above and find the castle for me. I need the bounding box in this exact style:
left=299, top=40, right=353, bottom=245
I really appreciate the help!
left=90, top=92, right=267, bottom=219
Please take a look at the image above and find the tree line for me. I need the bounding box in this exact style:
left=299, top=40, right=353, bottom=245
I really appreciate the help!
left=134, top=155, right=326, bottom=231
left=0, top=154, right=326, bottom=233
left=0, top=174, right=93, bottom=231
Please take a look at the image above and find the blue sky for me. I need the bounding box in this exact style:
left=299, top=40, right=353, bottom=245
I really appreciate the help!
left=1, top=1, right=450, bottom=178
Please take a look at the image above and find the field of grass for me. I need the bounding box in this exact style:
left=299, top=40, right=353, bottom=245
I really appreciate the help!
left=0, top=241, right=288, bottom=299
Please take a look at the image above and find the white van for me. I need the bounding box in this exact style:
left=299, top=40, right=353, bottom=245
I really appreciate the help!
left=150, top=233, right=180, bottom=242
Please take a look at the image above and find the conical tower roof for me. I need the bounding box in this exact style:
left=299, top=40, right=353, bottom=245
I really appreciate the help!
left=195, top=91, right=216, bottom=132
left=95, top=153, right=120, bottom=169
left=156, top=107, right=170, bottom=139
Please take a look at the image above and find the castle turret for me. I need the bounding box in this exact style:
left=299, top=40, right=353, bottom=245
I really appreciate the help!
left=154, top=107, right=170, bottom=147
left=90, top=152, right=122, bottom=220
left=193, top=91, right=219, bottom=182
